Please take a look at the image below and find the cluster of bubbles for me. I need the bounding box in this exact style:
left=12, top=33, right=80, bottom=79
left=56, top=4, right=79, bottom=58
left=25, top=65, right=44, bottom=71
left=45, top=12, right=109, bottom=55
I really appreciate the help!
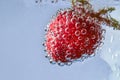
left=44, top=53, right=92, bottom=66
left=35, top=0, right=67, bottom=4
left=35, top=0, right=120, bottom=3
left=43, top=6, right=106, bottom=66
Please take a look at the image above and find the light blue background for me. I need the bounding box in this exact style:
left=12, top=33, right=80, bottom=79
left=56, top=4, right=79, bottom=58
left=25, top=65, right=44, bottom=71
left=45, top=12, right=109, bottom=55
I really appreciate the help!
left=0, top=0, right=117, bottom=80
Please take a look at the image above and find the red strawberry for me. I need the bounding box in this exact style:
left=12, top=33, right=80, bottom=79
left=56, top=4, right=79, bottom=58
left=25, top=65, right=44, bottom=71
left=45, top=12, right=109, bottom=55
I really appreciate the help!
left=44, top=1, right=119, bottom=66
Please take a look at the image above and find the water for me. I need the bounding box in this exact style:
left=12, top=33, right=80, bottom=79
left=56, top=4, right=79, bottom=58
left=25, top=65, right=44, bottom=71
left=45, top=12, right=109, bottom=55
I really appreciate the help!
left=36, top=0, right=120, bottom=79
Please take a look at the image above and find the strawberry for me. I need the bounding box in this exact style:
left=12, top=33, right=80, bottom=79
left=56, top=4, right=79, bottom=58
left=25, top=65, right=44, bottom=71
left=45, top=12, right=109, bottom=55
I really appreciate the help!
left=44, top=0, right=120, bottom=66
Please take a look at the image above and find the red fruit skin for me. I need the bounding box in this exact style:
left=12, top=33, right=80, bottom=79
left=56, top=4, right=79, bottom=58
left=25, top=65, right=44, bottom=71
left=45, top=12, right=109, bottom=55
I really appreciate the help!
left=45, top=8, right=103, bottom=63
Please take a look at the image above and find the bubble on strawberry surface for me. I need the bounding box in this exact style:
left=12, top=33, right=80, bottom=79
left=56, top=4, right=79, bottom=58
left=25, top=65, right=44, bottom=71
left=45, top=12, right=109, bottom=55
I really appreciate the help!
left=75, top=22, right=80, bottom=29
left=68, top=44, right=73, bottom=49
left=66, top=50, right=71, bottom=54
left=90, top=26, right=95, bottom=31
left=82, top=22, right=86, bottom=27
left=49, top=59, right=56, bottom=64
left=75, top=41, right=79, bottom=46
left=80, top=28, right=87, bottom=35
left=91, top=35, right=96, bottom=39
left=62, top=34, right=66, bottom=39
left=75, top=30, right=80, bottom=36
left=65, top=61, right=72, bottom=66
left=58, top=62, right=65, bottom=66
left=78, top=36, right=83, bottom=41
left=65, top=27, right=69, bottom=33
left=71, top=18, right=76, bottom=23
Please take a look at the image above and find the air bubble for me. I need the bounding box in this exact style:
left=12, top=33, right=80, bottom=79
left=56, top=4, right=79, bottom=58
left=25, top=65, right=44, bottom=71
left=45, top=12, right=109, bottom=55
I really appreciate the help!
left=75, top=30, right=80, bottom=36
left=90, top=26, right=95, bottom=31
left=86, top=18, right=91, bottom=24
left=81, top=28, right=87, bottom=35
left=99, top=42, right=104, bottom=47
left=82, top=54, right=89, bottom=58
left=75, top=22, right=80, bottom=29
left=78, top=16, right=83, bottom=21
left=71, top=18, right=76, bottom=23
left=45, top=54, right=51, bottom=60
left=58, top=62, right=64, bottom=66
left=66, top=56, right=71, bottom=61
left=57, top=35, right=61, bottom=40
left=62, top=35, right=66, bottom=39
left=101, top=29, right=106, bottom=35
left=44, top=49, right=46, bottom=52
left=75, top=41, right=79, bottom=46
left=66, top=50, right=71, bottom=54
left=49, top=59, right=56, bottom=64
left=65, top=27, right=69, bottom=33
left=42, top=43, right=45, bottom=46
left=75, top=57, right=84, bottom=62
left=80, top=56, right=86, bottom=61
left=66, top=19, right=69, bottom=25
left=66, top=62, right=72, bottom=66
left=78, top=36, right=83, bottom=41
left=68, top=44, right=73, bottom=49
left=102, top=36, right=105, bottom=40
left=79, top=47, right=84, bottom=51
left=51, top=0, right=58, bottom=3
left=91, top=35, right=96, bottom=39
left=45, top=55, right=48, bottom=58
left=90, top=53, right=96, bottom=57
left=85, top=37, right=89, bottom=42
left=82, top=22, right=86, bottom=27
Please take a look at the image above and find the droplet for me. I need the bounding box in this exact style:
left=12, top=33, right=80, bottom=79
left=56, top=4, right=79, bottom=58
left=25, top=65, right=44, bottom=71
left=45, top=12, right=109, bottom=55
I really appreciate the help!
left=81, top=28, right=87, bottom=35
left=75, top=30, right=80, bottom=36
